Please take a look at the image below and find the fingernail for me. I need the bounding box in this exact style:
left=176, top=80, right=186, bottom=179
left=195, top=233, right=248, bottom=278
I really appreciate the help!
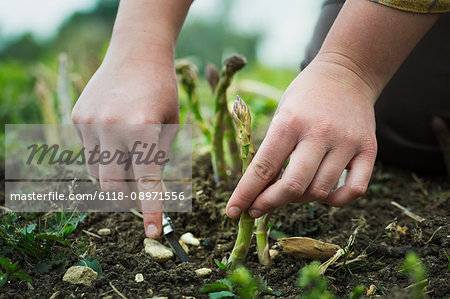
left=249, top=209, right=263, bottom=218
left=146, top=224, right=159, bottom=238
left=227, top=206, right=241, bottom=218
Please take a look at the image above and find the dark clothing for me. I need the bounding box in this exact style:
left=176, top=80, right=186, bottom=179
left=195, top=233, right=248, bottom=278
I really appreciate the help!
left=301, top=0, right=450, bottom=173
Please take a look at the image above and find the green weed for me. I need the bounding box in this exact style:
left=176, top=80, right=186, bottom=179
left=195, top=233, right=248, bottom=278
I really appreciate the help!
left=0, top=257, right=32, bottom=288
left=401, top=252, right=427, bottom=299
left=298, top=262, right=364, bottom=299
left=0, top=212, right=86, bottom=272
left=199, top=265, right=281, bottom=298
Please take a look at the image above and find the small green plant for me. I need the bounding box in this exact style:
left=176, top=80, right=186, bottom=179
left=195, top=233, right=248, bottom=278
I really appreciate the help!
left=402, top=252, right=427, bottom=299
left=298, top=262, right=364, bottom=299
left=0, top=257, right=32, bottom=288
left=0, top=212, right=86, bottom=272
left=298, top=262, right=334, bottom=299
left=77, top=257, right=102, bottom=276
left=199, top=265, right=281, bottom=299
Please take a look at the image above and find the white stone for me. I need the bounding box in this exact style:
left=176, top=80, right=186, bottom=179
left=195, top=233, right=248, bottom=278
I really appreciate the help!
left=144, top=238, right=173, bottom=261
left=195, top=268, right=212, bottom=277
left=97, top=228, right=111, bottom=236
left=135, top=273, right=144, bottom=282
left=178, top=240, right=190, bottom=254
left=62, top=266, right=98, bottom=286
left=269, top=249, right=279, bottom=258
left=180, top=232, right=200, bottom=246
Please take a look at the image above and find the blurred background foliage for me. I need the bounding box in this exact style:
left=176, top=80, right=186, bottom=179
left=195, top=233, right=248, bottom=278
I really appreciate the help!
left=0, top=0, right=299, bottom=162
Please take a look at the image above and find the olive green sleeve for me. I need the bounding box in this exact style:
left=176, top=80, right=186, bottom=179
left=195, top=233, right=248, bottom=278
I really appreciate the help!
left=368, top=0, right=450, bottom=13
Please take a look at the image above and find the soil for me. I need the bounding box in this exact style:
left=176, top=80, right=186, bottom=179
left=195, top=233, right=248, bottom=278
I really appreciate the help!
left=1, top=154, right=449, bottom=298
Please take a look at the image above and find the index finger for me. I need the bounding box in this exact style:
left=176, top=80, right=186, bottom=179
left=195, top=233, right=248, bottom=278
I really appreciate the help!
left=226, top=119, right=297, bottom=218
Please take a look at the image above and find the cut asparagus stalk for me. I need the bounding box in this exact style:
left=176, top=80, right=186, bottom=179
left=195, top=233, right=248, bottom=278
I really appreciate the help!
left=256, top=214, right=271, bottom=265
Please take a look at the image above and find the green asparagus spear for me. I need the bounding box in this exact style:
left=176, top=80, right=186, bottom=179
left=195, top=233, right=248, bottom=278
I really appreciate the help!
left=176, top=60, right=211, bottom=141
left=212, top=55, right=246, bottom=183
left=229, top=96, right=271, bottom=266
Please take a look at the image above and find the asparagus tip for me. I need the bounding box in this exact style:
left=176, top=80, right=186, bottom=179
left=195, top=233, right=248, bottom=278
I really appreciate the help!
left=224, top=54, right=247, bottom=75
left=175, top=60, right=198, bottom=92
left=232, top=95, right=250, bottom=125
left=205, top=62, right=220, bottom=93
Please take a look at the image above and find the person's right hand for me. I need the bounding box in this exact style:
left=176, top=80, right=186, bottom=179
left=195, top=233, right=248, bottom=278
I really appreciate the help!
left=226, top=55, right=378, bottom=219
left=72, top=43, right=179, bottom=239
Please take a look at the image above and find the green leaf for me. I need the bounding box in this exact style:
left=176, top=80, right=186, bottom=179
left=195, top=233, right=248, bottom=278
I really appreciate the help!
left=35, top=233, right=61, bottom=241
left=0, top=272, right=7, bottom=288
left=349, top=285, right=365, bottom=299
left=199, top=279, right=233, bottom=294
left=209, top=291, right=235, bottom=299
left=214, top=258, right=230, bottom=271
left=77, top=258, right=102, bottom=276
left=256, top=276, right=281, bottom=296
left=11, top=269, right=32, bottom=283
left=10, top=261, right=18, bottom=273
left=0, top=257, right=12, bottom=270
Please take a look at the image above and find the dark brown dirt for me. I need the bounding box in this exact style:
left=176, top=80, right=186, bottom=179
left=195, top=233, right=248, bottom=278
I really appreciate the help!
left=1, top=154, right=449, bottom=298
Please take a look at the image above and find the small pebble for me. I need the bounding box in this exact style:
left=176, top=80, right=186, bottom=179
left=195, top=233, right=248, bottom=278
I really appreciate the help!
left=144, top=238, right=173, bottom=261
left=180, top=232, right=200, bottom=246
left=97, top=228, right=111, bottom=236
left=178, top=240, right=190, bottom=254
left=269, top=249, right=279, bottom=258
left=366, top=284, right=376, bottom=296
left=62, top=266, right=98, bottom=286
left=135, top=273, right=144, bottom=283
left=195, top=268, right=212, bottom=277
left=49, top=291, right=60, bottom=299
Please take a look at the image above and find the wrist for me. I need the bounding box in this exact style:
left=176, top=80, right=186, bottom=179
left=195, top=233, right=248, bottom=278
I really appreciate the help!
left=105, top=33, right=175, bottom=68
left=103, top=0, right=192, bottom=67
left=312, top=52, right=380, bottom=105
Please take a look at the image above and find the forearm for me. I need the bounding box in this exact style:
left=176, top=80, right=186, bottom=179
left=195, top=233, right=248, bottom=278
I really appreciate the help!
left=106, top=0, right=193, bottom=65
left=314, top=0, right=438, bottom=102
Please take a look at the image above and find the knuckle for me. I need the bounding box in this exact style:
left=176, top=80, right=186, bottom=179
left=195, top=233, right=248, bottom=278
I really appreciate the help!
left=234, top=189, right=255, bottom=206
left=341, top=131, right=361, bottom=147
left=99, top=114, right=119, bottom=125
left=283, top=179, right=306, bottom=197
left=362, top=138, right=378, bottom=157
left=100, top=180, right=125, bottom=193
left=308, top=185, right=330, bottom=201
left=272, top=111, right=301, bottom=137
left=258, top=198, right=278, bottom=212
left=315, top=121, right=334, bottom=139
left=71, top=110, right=80, bottom=124
left=251, top=159, right=276, bottom=182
